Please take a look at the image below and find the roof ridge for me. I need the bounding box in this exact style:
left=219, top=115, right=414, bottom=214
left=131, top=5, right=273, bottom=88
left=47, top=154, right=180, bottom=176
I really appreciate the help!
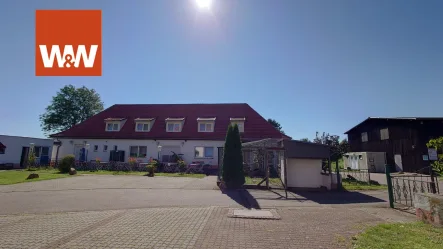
left=112, top=103, right=248, bottom=106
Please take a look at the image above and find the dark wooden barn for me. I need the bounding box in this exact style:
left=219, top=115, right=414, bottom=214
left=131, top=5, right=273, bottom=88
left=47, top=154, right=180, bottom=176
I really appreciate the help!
left=345, top=117, right=443, bottom=172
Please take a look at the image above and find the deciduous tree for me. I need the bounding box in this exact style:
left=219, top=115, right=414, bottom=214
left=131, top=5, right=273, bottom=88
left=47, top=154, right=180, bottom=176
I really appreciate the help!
left=267, top=118, right=285, bottom=134
left=426, top=137, right=443, bottom=175
left=40, top=85, right=104, bottom=135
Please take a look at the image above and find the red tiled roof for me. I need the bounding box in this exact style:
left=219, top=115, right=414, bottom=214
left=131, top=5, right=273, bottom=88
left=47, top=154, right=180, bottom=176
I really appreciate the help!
left=51, top=103, right=289, bottom=141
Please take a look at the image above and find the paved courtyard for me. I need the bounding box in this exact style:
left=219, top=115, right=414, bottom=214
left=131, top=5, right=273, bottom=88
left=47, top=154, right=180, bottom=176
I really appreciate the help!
left=0, top=206, right=414, bottom=249
left=0, top=175, right=416, bottom=248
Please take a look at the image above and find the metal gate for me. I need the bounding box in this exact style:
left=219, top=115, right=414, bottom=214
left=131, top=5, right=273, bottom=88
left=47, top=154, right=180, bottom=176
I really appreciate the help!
left=217, top=147, right=224, bottom=181
left=217, top=146, right=286, bottom=190
left=387, top=166, right=440, bottom=208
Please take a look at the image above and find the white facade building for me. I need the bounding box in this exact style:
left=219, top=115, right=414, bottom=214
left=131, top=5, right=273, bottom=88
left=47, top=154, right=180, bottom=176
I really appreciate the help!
left=52, top=138, right=224, bottom=167
left=0, top=135, right=53, bottom=168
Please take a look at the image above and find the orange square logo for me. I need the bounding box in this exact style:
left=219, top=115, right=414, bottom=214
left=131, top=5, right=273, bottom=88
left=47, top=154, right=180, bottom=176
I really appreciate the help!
left=35, top=10, right=102, bottom=76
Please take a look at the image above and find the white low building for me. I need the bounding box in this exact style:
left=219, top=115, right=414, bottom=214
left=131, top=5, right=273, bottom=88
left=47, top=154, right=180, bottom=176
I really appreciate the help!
left=283, top=140, right=338, bottom=190
left=0, top=135, right=53, bottom=169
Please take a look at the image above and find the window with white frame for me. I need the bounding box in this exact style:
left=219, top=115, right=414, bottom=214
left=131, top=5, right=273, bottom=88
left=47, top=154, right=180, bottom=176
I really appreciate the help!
left=93, top=145, right=98, bottom=152
left=106, top=122, right=120, bottom=131
left=361, top=132, right=368, bottom=142
left=129, top=146, right=147, bottom=158
left=380, top=128, right=389, bottom=140
left=32, top=146, right=49, bottom=157
left=167, top=123, right=181, bottom=132
left=194, top=147, right=214, bottom=158
left=103, top=145, right=108, bottom=152
left=136, top=122, right=150, bottom=132
left=231, top=122, right=244, bottom=132
left=199, top=123, right=213, bottom=132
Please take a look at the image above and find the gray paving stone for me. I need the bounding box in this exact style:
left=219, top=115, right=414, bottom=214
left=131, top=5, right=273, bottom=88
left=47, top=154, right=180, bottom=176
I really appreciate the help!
left=0, top=205, right=415, bottom=249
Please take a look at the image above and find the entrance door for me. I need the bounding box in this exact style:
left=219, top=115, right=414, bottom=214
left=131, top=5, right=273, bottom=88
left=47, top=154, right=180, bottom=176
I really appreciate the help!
left=74, top=145, right=84, bottom=161
left=39, top=147, right=50, bottom=165
left=20, top=147, right=29, bottom=168
left=351, top=155, right=358, bottom=170
left=394, top=154, right=403, bottom=172
left=161, top=146, right=181, bottom=159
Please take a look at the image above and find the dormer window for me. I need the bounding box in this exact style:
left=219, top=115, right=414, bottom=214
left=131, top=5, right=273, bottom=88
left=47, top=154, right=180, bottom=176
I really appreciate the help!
left=230, top=117, right=245, bottom=133
left=199, top=123, right=213, bottom=132
left=106, top=122, right=120, bottom=131
left=167, top=123, right=181, bottom=132
left=135, top=118, right=154, bottom=132
left=136, top=123, right=150, bottom=132
left=104, top=118, right=126, bottom=132
left=197, top=117, right=215, bottom=132
left=166, top=118, right=184, bottom=132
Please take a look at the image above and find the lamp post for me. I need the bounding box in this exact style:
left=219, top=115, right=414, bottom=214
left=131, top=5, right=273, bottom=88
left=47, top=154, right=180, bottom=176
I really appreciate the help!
left=53, top=140, right=62, bottom=167
left=85, top=144, right=90, bottom=162
left=157, top=145, right=162, bottom=161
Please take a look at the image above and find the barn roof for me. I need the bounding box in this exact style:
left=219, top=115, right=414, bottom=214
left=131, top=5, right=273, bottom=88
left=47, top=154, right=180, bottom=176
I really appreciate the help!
left=344, top=117, right=443, bottom=134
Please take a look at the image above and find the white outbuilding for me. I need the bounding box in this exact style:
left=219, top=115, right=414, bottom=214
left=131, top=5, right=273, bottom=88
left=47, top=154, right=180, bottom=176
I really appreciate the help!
left=0, top=135, right=53, bottom=169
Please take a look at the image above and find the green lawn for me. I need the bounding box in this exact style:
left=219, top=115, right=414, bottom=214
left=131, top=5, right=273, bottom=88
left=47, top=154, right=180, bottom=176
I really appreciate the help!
left=354, top=222, right=443, bottom=249
left=245, top=176, right=282, bottom=186
left=332, top=158, right=345, bottom=171
left=78, top=170, right=206, bottom=178
left=0, top=169, right=70, bottom=185
left=341, top=179, right=387, bottom=191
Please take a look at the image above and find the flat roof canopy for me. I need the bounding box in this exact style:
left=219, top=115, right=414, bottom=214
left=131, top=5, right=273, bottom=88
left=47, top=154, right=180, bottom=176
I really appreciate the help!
left=283, top=140, right=330, bottom=159
left=242, top=138, right=285, bottom=150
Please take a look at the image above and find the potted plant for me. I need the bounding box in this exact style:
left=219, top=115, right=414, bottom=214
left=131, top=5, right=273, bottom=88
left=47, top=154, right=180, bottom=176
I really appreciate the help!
left=146, top=158, right=158, bottom=177
left=27, top=151, right=37, bottom=171
left=178, top=159, right=186, bottom=174
left=128, top=157, right=137, bottom=166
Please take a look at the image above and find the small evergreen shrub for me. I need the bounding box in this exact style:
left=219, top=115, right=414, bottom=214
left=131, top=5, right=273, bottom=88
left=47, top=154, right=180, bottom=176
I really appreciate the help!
left=222, top=124, right=245, bottom=188
left=59, top=154, right=75, bottom=173
left=27, top=151, right=37, bottom=170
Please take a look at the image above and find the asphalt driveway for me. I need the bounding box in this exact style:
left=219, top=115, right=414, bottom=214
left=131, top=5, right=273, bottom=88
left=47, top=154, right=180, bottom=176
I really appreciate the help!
left=0, top=174, right=219, bottom=192
left=0, top=175, right=389, bottom=215
left=0, top=175, right=239, bottom=215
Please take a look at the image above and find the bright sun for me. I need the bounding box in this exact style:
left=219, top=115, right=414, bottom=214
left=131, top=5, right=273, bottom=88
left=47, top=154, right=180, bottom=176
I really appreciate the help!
left=195, top=0, right=212, bottom=10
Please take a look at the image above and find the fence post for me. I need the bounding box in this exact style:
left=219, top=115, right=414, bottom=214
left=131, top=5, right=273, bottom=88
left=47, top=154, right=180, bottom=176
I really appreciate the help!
left=429, top=167, right=437, bottom=194
left=385, top=164, right=394, bottom=208
left=336, top=161, right=342, bottom=191
left=368, top=168, right=371, bottom=185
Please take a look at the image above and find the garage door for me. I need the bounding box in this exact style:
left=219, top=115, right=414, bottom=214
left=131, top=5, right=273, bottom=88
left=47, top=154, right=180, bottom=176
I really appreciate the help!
left=286, top=158, right=323, bottom=188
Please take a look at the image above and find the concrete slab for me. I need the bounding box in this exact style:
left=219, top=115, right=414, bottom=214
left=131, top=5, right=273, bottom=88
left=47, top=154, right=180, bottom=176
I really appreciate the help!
left=233, top=209, right=273, bottom=217
left=229, top=208, right=281, bottom=219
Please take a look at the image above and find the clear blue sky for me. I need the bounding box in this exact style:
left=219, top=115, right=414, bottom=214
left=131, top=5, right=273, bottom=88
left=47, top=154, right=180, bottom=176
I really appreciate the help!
left=1, top=0, right=442, bottom=140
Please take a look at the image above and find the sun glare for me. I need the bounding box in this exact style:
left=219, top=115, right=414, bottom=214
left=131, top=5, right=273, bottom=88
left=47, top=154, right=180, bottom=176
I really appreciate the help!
left=195, top=0, right=212, bottom=10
